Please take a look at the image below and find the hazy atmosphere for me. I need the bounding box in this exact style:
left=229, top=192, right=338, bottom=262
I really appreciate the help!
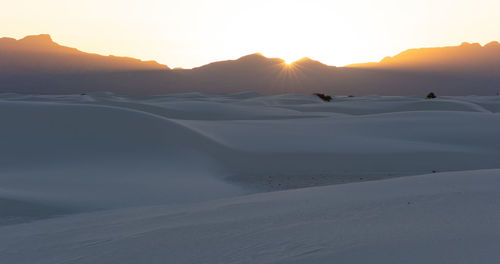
left=2, top=0, right=500, bottom=68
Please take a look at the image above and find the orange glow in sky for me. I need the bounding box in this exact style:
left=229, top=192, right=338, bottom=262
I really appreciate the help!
left=2, top=0, right=500, bottom=68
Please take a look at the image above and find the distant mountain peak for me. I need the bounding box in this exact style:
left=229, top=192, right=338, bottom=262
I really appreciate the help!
left=17, top=34, right=62, bottom=52
left=237, top=53, right=267, bottom=61
left=295, top=57, right=312, bottom=62
left=4, top=34, right=75, bottom=54
left=460, top=42, right=481, bottom=47
left=19, top=34, right=55, bottom=45
left=485, top=41, right=500, bottom=48
left=0, top=34, right=169, bottom=72
left=348, top=40, right=500, bottom=76
left=294, top=57, right=325, bottom=65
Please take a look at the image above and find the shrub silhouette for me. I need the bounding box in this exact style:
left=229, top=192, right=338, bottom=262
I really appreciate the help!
left=314, top=93, right=333, bottom=102
left=426, top=92, right=437, bottom=99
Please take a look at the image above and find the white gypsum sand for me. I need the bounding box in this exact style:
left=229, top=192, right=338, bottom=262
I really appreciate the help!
left=0, top=92, right=500, bottom=263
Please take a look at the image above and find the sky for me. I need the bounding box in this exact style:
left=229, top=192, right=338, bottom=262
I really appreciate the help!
left=1, top=0, right=500, bottom=68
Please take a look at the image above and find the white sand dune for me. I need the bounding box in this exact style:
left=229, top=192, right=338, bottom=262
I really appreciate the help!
left=1, top=169, right=499, bottom=263
left=1, top=93, right=500, bottom=263
left=0, top=100, right=246, bottom=218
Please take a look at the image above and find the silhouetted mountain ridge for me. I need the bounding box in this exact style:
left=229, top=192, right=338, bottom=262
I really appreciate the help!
left=348, top=41, right=500, bottom=77
left=0, top=34, right=69, bottom=52
left=0, top=34, right=168, bottom=74
left=1, top=34, right=500, bottom=95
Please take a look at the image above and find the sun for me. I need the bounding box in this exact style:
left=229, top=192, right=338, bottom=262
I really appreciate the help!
left=283, top=59, right=295, bottom=66
left=282, top=56, right=302, bottom=66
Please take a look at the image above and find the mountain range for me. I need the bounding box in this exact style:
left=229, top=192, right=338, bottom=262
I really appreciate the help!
left=0, top=34, right=167, bottom=74
left=1, top=34, right=500, bottom=95
left=348, top=41, right=500, bottom=76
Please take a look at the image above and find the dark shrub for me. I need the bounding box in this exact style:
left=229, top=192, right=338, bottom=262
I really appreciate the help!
left=426, top=92, right=437, bottom=99
left=314, top=93, right=333, bottom=102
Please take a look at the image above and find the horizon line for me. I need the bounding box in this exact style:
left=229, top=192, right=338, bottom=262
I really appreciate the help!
left=3, top=34, right=500, bottom=70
